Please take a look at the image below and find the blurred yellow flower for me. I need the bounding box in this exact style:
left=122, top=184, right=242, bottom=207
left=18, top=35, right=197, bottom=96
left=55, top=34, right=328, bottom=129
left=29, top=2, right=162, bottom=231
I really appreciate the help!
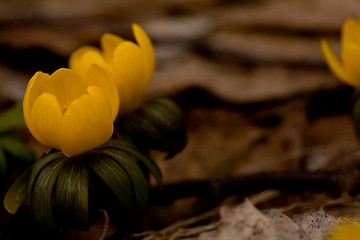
left=330, top=222, right=360, bottom=240
left=23, top=67, right=119, bottom=157
left=69, top=24, right=155, bottom=115
left=321, top=18, right=360, bottom=88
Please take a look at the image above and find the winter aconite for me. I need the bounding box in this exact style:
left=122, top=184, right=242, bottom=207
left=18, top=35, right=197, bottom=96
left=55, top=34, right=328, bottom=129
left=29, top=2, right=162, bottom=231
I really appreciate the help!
left=3, top=23, right=171, bottom=237
left=23, top=67, right=119, bottom=157
left=69, top=24, right=155, bottom=115
left=321, top=18, right=360, bottom=88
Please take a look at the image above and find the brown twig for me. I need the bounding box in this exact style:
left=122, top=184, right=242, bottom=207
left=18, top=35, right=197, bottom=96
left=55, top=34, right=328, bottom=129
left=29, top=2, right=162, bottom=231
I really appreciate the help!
left=149, top=165, right=360, bottom=205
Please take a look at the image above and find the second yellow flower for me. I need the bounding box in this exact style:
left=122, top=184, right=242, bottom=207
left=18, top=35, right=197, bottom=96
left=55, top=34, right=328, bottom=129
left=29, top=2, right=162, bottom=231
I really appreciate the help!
left=69, top=24, right=155, bottom=116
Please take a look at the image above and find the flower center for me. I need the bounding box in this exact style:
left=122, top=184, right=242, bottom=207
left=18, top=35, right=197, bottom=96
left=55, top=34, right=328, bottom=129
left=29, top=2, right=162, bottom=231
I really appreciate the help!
left=62, top=103, right=70, bottom=114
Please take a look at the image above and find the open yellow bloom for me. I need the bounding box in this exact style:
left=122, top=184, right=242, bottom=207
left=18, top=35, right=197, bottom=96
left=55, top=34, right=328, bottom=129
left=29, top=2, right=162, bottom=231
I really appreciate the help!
left=69, top=23, right=155, bottom=115
left=23, top=66, right=119, bottom=157
left=321, top=18, right=360, bottom=88
left=330, top=222, right=360, bottom=240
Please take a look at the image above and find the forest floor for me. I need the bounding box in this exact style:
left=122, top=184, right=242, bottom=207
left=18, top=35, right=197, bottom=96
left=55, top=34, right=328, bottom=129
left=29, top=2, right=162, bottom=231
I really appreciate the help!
left=1, top=0, right=360, bottom=239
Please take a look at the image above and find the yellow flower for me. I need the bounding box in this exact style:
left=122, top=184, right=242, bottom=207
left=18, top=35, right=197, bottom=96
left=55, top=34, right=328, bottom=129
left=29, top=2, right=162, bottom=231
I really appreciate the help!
left=23, top=66, right=119, bottom=157
left=69, top=23, right=155, bottom=115
left=330, top=222, right=360, bottom=240
left=321, top=18, right=360, bottom=88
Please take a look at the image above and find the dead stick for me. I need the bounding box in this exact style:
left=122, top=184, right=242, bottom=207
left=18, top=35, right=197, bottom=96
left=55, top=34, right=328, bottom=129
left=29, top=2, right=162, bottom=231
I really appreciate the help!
left=149, top=167, right=360, bottom=205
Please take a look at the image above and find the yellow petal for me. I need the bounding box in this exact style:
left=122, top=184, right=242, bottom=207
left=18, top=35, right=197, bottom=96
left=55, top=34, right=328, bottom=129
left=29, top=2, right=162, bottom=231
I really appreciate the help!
left=69, top=46, right=101, bottom=72
left=133, top=23, right=156, bottom=76
left=23, top=71, right=49, bottom=140
left=330, top=223, right=360, bottom=240
left=342, top=42, right=360, bottom=87
left=84, top=65, right=119, bottom=120
left=113, top=41, right=151, bottom=114
left=341, top=19, right=360, bottom=50
left=60, top=86, right=113, bottom=157
left=320, top=39, right=348, bottom=83
left=100, top=33, right=124, bottom=63
left=31, top=92, right=63, bottom=149
left=81, top=52, right=108, bottom=78
left=43, top=68, right=87, bottom=109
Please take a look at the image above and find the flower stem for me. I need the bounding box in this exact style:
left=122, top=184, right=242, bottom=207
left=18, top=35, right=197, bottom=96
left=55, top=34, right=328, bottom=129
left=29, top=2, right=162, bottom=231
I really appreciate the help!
left=99, top=209, right=109, bottom=240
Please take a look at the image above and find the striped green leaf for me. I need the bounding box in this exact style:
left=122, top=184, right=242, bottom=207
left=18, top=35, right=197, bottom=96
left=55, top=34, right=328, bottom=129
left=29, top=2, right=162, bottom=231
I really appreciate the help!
left=103, top=149, right=149, bottom=214
left=4, top=167, right=32, bottom=214
left=88, top=154, right=134, bottom=212
left=55, top=158, right=89, bottom=230
left=102, top=139, right=162, bottom=188
left=30, top=159, right=65, bottom=234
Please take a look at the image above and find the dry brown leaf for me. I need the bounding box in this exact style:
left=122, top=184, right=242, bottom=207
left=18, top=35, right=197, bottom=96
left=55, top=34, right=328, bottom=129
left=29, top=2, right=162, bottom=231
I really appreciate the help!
left=199, top=199, right=343, bottom=240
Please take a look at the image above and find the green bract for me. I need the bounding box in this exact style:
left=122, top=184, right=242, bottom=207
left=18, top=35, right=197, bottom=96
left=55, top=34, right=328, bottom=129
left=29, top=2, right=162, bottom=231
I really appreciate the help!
left=121, top=96, right=187, bottom=158
left=4, top=138, right=162, bottom=235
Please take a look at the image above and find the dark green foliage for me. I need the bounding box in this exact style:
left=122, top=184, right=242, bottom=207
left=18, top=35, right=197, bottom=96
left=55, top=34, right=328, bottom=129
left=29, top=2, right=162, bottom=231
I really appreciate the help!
left=3, top=167, right=32, bottom=214
left=0, top=102, right=26, bottom=133
left=101, top=138, right=162, bottom=188
left=30, top=159, right=65, bottom=234
left=0, top=103, right=35, bottom=174
left=121, top=96, right=187, bottom=158
left=3, top=137, right=162, bottom=235
left=55, top=158, right=89, bottom=230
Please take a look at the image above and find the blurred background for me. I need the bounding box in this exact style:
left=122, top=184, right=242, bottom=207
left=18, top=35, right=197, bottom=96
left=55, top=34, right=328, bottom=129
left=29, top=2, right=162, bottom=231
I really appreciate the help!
left=1, top=0, right=360, bottom=239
